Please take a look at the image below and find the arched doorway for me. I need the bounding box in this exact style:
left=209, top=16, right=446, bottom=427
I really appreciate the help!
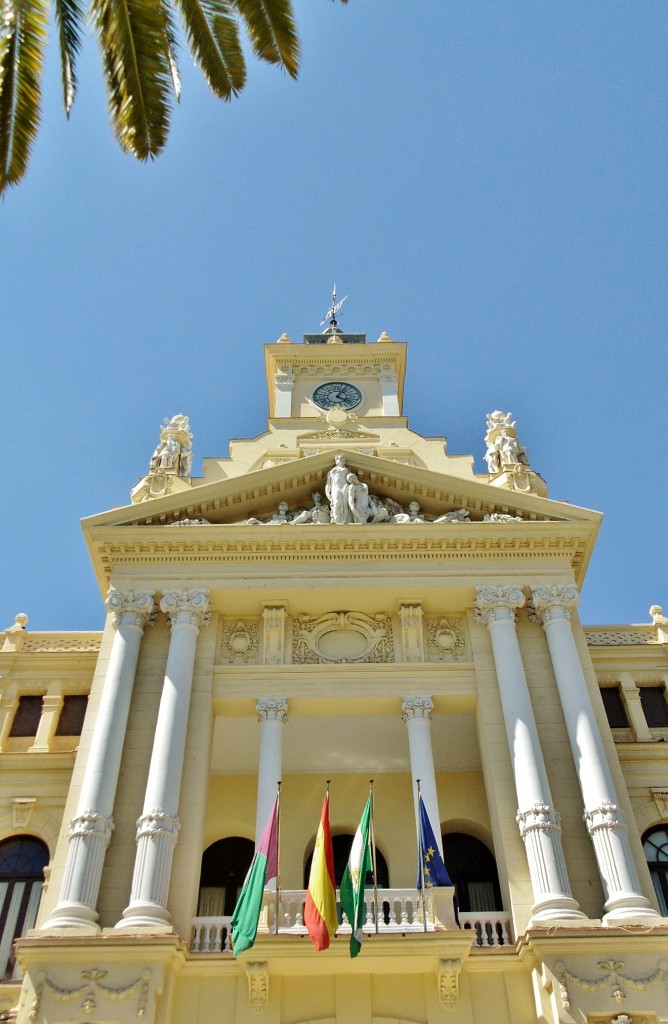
left=198, top=837, right=254, bottom=916
left=642, top=826, right=668, bottom=915
left=441, top=832, right=502, bottom=912
left=0, top=835, right=49, bottom=980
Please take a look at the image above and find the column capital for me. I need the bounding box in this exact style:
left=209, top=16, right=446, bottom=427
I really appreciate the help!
left=530, top=584, right=579, bottom=625
left=402, top=695, right=433, bottom=722
left=69, top=809, right=114, bottom=845
left=256, top=697, right=288, bottom=723
left=105, top=589, right=156, bottom=630
left=474, top=585, right=525, bottom=626
left=160, top=589, right=210, bottom=628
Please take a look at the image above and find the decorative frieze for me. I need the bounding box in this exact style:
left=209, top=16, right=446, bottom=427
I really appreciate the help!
left=28, top=967, right=152, bottom=1022
left=425, top=617, right=466, bottom=661
left=293, top=611, right=394, bottom=664
left=220, top=620, right=259, bottom=663
left=554, top=959, right=668, bottom=1013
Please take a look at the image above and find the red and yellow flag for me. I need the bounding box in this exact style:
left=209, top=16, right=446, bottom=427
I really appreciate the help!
left=304, top=791, right=337, bottom=950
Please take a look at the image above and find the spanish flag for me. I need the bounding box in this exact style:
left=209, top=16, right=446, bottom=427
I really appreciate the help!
left=304, top=791, right=338, bottom=950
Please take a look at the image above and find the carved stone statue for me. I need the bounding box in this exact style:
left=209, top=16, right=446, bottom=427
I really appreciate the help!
left=347, top=473, right=370, bottom=523
left=132, top=413, right=194, bottom=503
left=326, top=454, right=352, bottom=524
left=433, top=508, right=470, bottom=523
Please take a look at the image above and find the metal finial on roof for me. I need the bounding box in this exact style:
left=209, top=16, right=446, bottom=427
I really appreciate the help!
left=320, top=284, right=348, bottom=332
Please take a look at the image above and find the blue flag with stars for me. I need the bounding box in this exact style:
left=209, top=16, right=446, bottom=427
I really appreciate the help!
left=416, top=796, right=452, bottom=889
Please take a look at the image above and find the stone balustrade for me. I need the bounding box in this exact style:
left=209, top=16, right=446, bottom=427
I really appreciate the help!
left=190, top=891, right=512, bottom=952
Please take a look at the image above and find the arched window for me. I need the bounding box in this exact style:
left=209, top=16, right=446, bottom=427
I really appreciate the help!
left=642, top=826, right=668, bottom=915
left=198, top=837, right=254, bottom=916
left=303, top=834, right=389, bottom=889
left=0, top=836, right=49, bottom=980
left=441, top=832, right=502, bottom=912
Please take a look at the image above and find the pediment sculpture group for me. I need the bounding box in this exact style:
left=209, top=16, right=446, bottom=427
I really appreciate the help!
left=240, top=455, right=521, bottom=526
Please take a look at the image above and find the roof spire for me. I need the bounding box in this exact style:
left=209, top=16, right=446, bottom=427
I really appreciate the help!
left=320, top=284, right=348, bottom=334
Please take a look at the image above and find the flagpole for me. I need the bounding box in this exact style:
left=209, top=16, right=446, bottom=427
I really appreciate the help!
left=416, top=779, right=428, bottom=933
left=274, top=780, right=282, bottom=935
left=369, top=780, right=379, bottom=934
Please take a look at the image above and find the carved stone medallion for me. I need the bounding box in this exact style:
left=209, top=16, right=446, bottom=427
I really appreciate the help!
left=292, top=611, right=394, bottom=664
left=426, top=617, right=466, bottom=661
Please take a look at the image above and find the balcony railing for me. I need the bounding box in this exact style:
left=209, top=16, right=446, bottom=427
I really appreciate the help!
left=191, top=889, right=512, bottom=953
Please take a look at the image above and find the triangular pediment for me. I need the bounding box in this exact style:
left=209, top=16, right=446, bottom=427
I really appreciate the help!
left=82, top=451, right=601, bottom=593
left=85, top=449, right=599, bottom=529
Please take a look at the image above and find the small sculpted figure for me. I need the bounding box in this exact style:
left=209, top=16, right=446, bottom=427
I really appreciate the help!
left=347, top=473, right=370, bottom=523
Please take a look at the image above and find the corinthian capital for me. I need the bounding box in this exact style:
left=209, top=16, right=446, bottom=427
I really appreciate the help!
left=256, top=698, right=288, bottom=723
left=105, top=589, right=156, bottom=630
left=474, top=585, right=525, bottom=626
left=530, top=584, right=579, bottom=625
left=402, top=695, right=433, bottom=723
left=160, top=589, right=211, bottom=628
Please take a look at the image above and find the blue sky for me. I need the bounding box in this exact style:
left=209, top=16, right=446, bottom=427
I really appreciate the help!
left=2, top=1, right=666, bottom=630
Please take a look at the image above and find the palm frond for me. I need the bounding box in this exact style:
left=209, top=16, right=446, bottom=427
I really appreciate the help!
left=90, top=0, right=175, bottom=158
left=0, top=0, right=48, bottom=193
left=233, top=0, right=299, bottom=78
left=174, top=0, right=246, bottom=100
left=53, top=0, right=84, bottom=114
left=164, top=3, right=181, bottom=101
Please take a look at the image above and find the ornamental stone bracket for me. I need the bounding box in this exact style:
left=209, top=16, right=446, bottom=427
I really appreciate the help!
left=263, top=606, right=287, bottom=665
left=11, top=797, right=36, bottom=830
left=651, top=790, right=668, bottom=819
left=246, top=962, right=269, bottom=1011
left=438, top=958, right=462, bottom=1010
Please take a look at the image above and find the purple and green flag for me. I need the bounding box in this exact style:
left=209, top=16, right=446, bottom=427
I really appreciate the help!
left=231, top=797, right=279, bottom=955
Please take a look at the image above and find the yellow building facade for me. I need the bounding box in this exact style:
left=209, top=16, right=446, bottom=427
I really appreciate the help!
left=1, top=326, right=667, bottom=1024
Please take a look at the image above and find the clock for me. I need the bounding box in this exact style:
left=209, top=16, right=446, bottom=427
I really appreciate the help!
left=312, top=381, right=363, bottom=411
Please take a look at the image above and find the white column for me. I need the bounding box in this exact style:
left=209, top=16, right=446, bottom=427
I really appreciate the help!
left=531, top=584, right=660, bottom=922
left=117, top=589, right=210, bottom=930
left=475, top=586, right=585, bottom=922
left=43, top=589, right=155, bottom=930
left=402, top=696, right=443, bottom=859
left=255, top=698, right=288, bottom=843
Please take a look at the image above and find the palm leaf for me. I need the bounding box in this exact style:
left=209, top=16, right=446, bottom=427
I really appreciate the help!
left=233, top=0, right=299, bottom=78
left=53, top=0, right=84, bottom=114
left=174, top=0, right=246, bottom=99
left=90, top=0, right=175, bottom=158
left=0, top=0, right=48, bottom=193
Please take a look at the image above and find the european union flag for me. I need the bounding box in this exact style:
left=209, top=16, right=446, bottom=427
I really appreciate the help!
left=416, top=796, right=452, bottom=889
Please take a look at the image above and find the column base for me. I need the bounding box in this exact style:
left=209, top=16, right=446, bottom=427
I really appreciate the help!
left=529, top=896, right=588, bottom=925
left=115, top=901, right=174, bottom=931
left=603, top=893, right=662, bottom=924
left=40, top=902, right=101, bottom=934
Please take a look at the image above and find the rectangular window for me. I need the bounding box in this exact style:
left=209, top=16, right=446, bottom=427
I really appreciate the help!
left=600, top=687, right=629, bottom=729
left=55, top=695, right=88, bottom=736
left=8, top=697, right=43, bottom=737
left=639, top=687, right=668, bottom=728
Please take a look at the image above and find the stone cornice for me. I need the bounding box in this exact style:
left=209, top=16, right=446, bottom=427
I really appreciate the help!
left=85, top=522, right=596, bottom=594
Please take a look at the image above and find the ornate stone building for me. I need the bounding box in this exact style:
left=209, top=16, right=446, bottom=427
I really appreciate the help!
left=1, top=325, right=667, bottom=1024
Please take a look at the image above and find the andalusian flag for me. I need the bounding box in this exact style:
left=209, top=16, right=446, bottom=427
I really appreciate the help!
left=340, top=795, right=372, bottom=957
left=231, top=796, right=279, bottom=955
left=304, top=791, right=338, bottom=950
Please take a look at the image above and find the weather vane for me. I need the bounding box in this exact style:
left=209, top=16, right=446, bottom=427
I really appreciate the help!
left=320, top=284, right=348, bottom=331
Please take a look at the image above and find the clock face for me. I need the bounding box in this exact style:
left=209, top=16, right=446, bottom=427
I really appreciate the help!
left=312, top=381, right=363, bottom=411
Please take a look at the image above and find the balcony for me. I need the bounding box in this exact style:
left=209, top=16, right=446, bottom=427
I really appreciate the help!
left=192, top=889, right=512, bottom=954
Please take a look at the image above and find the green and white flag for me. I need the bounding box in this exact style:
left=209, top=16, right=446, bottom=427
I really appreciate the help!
left=340, top=795, right=373, bottom=957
